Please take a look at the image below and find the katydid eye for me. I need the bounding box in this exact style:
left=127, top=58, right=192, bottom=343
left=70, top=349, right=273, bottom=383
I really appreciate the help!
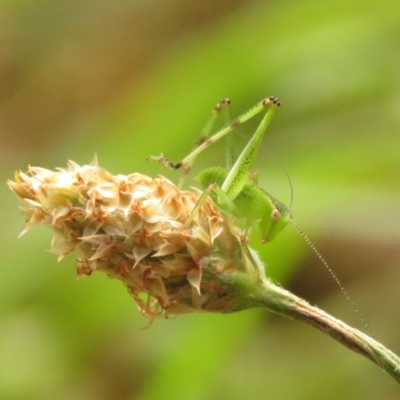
left=271, top=208, right=281, bottom=221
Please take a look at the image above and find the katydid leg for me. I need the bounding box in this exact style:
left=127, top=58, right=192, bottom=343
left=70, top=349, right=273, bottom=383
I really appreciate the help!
left=147, top=97, right=280, bottom=187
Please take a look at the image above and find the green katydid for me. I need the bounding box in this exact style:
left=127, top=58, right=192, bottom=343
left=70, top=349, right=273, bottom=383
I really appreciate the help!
left=147, top=96, right=372, bottom=334
left=147, top=97, right=291, bottom=244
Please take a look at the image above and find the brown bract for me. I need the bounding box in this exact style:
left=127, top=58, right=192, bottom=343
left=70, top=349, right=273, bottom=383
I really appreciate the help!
left=8, top=159, right=257, bottom=320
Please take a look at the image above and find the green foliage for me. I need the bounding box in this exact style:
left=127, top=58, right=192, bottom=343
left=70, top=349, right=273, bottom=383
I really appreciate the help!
left=2, top=0, right=400, bottom=399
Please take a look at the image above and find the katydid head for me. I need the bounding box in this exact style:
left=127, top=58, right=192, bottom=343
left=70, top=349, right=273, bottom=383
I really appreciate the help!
left=259, top=200, right=292, bottom=243
left=257, top=150, right=294, bottom=243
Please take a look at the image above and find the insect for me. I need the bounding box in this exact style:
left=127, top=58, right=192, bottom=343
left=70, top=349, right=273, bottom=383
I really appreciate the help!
left=147, top=97, right=291, bottom=245
left=147, top=97, right=372, bottom=334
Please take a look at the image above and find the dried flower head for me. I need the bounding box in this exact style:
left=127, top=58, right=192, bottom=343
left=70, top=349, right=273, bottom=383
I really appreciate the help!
left=8, top=159, right=263, bottom=320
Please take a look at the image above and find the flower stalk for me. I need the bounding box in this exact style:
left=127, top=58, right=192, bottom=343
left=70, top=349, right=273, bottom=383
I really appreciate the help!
left=7, top=160, right=400, bottom=383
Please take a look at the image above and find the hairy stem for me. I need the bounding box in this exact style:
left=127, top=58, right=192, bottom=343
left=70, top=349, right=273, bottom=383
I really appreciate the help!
left=221, top=272, right=400, bottom=383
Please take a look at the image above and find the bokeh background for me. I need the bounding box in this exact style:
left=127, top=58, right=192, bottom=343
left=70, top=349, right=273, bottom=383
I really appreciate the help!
left=2, top=0, right=400, bottom=399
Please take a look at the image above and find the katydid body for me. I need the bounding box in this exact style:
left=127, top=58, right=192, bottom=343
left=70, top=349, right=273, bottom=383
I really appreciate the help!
left=197, top=166, right=291, bottom=242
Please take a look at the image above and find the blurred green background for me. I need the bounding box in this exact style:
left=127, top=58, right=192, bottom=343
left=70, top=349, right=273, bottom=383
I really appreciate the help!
left=2, top=0, right=400, bottom=399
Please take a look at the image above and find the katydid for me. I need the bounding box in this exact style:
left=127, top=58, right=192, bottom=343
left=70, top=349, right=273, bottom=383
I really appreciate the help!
left=147, top=97, right=291, bottom=243
left=147, top=97, right=372, bottom=334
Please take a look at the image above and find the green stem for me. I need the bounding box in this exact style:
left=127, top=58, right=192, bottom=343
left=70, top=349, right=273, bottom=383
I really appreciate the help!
left=220, top=272, right=400, bottom=383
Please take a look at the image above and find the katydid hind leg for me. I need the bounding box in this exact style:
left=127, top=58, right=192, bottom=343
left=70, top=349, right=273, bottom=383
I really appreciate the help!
left=178, top=99, right=232, bottom=187
left=221, top=99, right=280, bottom=201
left=197, top=99, right=231, bottom=147
left=223, top=102, right=240, bottom=170
left=147, top=97, right=281, bottom=185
